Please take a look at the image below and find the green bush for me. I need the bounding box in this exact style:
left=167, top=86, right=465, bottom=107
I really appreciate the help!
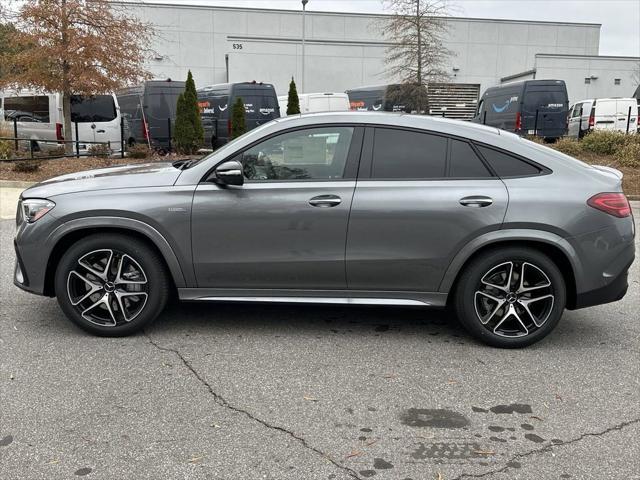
left=581, top=130, right=628, bottom=155
left=173, top=70, right=204, bottom=154
left=615, top=141, right=640, bottom=168
left=230, top=97, right=246, bottom=139
left=127, top=144, right=150, bottom=159
left=0, top=140, right=13, bottom=160
left=12, top=159, right=42, bottom=172
left=553, top=137, right=583, bottom=157
left=286, top=77, right=300, bottom=115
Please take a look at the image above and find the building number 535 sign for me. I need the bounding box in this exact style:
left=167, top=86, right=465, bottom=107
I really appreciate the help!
left=232, top=43, right=243, bottom=49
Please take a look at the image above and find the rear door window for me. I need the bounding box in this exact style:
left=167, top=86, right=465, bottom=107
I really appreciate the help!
left=371, top=128, right=447, bottom=179
left=3, top=95, right=50, bottom=122
left=476, top=145, right=541, bottom=177
left=70, top=95, right=116, bottom=123
left=523, top=89, right=566, bottom=113
left=449, top=140, right=492, bottom=178
left=147, top=87, right=183, bottom=120
left=234, top=91, right=278, bottom=119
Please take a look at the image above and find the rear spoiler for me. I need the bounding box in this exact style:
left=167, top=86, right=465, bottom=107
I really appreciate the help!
left=591, top=165, right=623, bottom=180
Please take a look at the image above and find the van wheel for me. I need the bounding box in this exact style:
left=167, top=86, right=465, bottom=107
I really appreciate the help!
left=30, top=140, right=40, bottom=152
left=128, top=138, right=136, bottom=147
left=54, top=234, right=169, bottom=337
left=454, top=247, right=566, bottom=348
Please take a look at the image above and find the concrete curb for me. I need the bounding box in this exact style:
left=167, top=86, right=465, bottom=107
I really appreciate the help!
left=0, top=180, right=36, bottom=189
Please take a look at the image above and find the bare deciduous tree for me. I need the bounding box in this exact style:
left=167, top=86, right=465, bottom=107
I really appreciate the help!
left=381, top=0, right=452, bottom=113
left=0, top=0, right=154, bottom=152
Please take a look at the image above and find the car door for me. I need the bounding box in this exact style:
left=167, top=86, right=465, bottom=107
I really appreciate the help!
left=346, top=127, right=508, bottom=293
left=191, top=125, right=363, bottom=289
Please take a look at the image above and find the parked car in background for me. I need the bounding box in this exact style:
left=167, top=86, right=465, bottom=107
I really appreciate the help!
left=472, top=80, right=569, bottom=141
left=117, top=80, right=185, bottom=153
left=197, top=81, right=279, bottom=149
left=567, top=98, right=638, bottom=138
left=1, top=90, right=123, bottom=153
left=278, top=92, right=350, bottom=116
left=13, top=112, right=635, bottom=348
left=346, top=84, right=415, bottom=113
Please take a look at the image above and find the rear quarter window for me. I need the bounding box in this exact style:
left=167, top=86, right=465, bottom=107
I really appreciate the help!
left=476, top=145, right=542, bottom=177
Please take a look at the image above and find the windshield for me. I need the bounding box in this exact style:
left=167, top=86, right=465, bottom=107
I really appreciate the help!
left=71, top=95, right=117, bottom=122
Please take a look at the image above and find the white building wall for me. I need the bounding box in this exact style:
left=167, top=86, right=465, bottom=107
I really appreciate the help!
left=123, top=3, right=602, bottom=98
left=534, top=54, right=640, bottom=104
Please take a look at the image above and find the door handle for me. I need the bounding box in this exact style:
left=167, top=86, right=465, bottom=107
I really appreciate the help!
left=96, top=129, right=106, bottom=133
left=309, top=195, right=341, bottom=207
left=460, top=196, right=493, bottom=207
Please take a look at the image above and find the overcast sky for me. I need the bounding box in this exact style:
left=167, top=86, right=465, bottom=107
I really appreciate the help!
left=146, top=0, right=640, bottom=57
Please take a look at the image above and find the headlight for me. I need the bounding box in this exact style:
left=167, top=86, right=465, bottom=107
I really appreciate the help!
left=21, top=199, right=55, bottom=223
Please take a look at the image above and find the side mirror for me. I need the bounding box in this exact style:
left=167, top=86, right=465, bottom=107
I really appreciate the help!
left=210, top=160, right=244, bottom=186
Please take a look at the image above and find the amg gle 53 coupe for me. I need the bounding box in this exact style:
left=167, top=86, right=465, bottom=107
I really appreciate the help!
left=14, top=112, right=635, bottom=347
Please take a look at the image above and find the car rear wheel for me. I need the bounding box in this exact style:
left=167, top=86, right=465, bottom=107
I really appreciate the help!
left=54, top=234, right=169, bottom=336
left=454, top=247, right=566, bottom=348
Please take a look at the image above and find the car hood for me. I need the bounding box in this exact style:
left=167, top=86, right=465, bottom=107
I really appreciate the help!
left=21, top=162, right=182, bottom=198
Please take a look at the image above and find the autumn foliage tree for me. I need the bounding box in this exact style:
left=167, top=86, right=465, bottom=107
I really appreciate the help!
left=0, top=0, right=154, bottom=152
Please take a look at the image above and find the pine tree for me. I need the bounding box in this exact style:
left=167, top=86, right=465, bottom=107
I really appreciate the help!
left=286, top=77, right=301, bottom=115
left=231, top=97, right=246, bottom=139
left=173, top=70, right=204, bottom=154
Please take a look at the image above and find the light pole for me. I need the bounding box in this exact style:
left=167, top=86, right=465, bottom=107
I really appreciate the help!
left=301, top=0, right=308, bottom=94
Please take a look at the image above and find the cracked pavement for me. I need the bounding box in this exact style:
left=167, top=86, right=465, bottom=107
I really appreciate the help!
left=1, top=206, right=639, bottom=479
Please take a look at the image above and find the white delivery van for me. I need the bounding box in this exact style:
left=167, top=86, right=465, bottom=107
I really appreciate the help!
left=567, top=98, right=638, bottom=138
left=278, top=92, right=350, bottom=116
left=0, top=90, right=123, bottom=153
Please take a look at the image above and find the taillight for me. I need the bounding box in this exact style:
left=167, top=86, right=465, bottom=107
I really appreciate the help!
left=142, top=118, right=149, bottom=140
left=55, top=122, right=64, bottom=142
left=588, top=114, right=594, bottom=128
left=587, top=193, right=631, bottom=218
left=515, top=112, right=521, bottom=131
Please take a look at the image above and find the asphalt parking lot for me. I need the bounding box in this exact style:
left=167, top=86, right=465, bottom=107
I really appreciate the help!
left=1, top=209, right=639, bottom=480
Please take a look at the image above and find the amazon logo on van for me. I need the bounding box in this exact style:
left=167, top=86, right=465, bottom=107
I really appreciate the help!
left=492, top=96, right=519, bottom=113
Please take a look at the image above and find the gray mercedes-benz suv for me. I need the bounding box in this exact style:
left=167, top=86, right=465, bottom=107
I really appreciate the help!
left=13, top=112, right=635, bottom=347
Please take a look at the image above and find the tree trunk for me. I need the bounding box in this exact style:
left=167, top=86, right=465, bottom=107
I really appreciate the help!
left=62, top=91, right=73, bottom=154
left=416, top=0, right=422, bottom=114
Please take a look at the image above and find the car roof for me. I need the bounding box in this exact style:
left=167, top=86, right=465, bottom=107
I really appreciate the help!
left=272, top=111, right=502, bottom=138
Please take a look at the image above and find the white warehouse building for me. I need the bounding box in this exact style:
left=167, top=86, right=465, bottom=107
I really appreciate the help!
left=124, top=2, right=640, bottom=117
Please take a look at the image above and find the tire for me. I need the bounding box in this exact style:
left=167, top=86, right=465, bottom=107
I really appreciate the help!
left=454, top=247, right=566, bottom=348
left=54, top=233, right=170, bottom=336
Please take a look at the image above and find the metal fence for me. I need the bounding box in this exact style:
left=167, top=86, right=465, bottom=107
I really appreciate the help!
left=0, top=117, right=127, bottom=162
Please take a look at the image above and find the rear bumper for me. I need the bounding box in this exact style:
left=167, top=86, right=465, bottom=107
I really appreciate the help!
left=572, top=260, right=632, bottom=309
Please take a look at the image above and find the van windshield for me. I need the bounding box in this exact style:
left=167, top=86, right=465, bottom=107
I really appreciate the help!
left=524, top=90, right=566, bottom=112
left=71, top=95, right=117, bottom=122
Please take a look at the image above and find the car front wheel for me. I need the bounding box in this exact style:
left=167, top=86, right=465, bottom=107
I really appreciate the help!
left=454, top=247, right=566, bottom=348
left=54, top=234, right=169, bottom=336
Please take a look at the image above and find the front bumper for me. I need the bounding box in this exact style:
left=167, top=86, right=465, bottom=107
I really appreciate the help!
left=13, top=212, right=61, bottom=296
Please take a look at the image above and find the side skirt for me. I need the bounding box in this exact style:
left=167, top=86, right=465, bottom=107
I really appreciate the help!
left=177, top=288, right=448, bottom=307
